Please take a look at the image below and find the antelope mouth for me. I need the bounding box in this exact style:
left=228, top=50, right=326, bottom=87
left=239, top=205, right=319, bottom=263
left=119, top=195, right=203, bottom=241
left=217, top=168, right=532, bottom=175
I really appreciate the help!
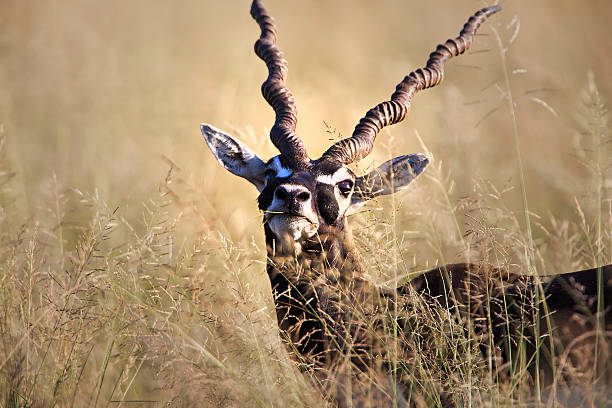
left=265, top=212, right=319, bottom=242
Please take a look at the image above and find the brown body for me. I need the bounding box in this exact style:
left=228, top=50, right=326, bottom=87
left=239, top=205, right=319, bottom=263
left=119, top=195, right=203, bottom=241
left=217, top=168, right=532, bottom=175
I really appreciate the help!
left=408, top=263, right=611, bottom=375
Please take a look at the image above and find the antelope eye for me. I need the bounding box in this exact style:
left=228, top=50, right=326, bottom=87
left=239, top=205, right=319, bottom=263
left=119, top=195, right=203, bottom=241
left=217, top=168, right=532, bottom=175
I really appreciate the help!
left=337, top=180, right=353, bottom=196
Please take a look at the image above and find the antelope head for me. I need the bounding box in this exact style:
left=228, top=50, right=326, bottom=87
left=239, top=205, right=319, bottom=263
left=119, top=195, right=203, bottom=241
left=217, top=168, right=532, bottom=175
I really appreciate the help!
left=202, top=1, right=500, bottom=261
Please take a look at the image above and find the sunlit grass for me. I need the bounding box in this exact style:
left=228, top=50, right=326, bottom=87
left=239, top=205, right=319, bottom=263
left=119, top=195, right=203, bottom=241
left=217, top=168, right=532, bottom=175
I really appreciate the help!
left=0, top=1, right=611, bottom=406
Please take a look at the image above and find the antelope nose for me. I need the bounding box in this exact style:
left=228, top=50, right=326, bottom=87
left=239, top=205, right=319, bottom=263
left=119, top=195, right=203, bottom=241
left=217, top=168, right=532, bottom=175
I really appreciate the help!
left=275, top=185, right=311, bottom=206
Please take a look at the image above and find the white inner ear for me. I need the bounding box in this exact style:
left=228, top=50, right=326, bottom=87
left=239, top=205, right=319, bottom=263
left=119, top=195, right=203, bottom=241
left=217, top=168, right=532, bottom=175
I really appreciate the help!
left=201, top=123, right=267, bottom=191
left=346, top=154, right=430, bottom=216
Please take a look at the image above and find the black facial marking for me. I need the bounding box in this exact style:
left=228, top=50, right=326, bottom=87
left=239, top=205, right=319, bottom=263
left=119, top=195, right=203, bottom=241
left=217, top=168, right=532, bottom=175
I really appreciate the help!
left=316, top=184, right=339, bottom=224
left=315, top=158, right=343, bottom=176
left=278, top=154, right=310, bottom=172
left=277, top=155, right=291, bottom=169
left=258, top=158, right=352, bottom=230
left=258, top=177, right=281, bottom=211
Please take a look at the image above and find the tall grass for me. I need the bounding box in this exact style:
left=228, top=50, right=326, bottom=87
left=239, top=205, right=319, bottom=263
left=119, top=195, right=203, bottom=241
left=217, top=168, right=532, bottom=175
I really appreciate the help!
left=2, top=70, right=609, bottom=405
left=1, top=1, right=611, bottom=406
left=0, top=149, right=319, bottom=406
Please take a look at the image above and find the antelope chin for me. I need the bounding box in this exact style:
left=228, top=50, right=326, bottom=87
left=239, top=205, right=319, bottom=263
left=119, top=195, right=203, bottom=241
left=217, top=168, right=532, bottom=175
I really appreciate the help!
left=267, top=214, right=318, bottom=243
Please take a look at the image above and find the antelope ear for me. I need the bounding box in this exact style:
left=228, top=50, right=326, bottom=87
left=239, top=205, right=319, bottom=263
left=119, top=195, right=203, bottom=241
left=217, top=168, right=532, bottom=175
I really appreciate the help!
left=347, top=154, right=429, bottom=215
left=201, top=124, right=267, bottom=191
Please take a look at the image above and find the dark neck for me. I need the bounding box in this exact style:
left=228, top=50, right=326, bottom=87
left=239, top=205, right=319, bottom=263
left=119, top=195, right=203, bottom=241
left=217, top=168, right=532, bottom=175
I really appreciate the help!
left=264, top=222, right=368, bottom=362
left=265, top=221, right=363, bottom=276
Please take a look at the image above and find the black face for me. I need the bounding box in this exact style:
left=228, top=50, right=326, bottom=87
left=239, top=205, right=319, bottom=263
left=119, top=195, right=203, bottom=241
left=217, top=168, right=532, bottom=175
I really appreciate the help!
left=257, top=156, right=356, bottom=242
left=201, top=123, right=431, bottom=246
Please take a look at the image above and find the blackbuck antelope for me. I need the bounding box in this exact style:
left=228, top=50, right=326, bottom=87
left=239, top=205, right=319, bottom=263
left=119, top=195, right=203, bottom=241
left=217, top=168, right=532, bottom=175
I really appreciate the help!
left=202, top=0, right=611, bottom=403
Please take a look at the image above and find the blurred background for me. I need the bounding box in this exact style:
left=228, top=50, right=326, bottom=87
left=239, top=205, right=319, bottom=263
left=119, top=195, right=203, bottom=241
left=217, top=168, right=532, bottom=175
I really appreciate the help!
left=1, top=0, right=611, bottom=246
left=1, top=1, right=611, bottom=404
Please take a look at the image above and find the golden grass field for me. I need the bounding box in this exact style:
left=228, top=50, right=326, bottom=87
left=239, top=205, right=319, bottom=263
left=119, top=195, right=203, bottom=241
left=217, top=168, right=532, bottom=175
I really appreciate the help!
left=1, top=0, right=611, bottom=406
